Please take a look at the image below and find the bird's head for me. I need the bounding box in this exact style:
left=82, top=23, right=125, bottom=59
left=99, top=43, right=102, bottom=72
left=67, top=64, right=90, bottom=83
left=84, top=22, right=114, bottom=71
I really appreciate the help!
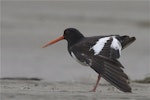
left=42, top=28, right=84, bottom=48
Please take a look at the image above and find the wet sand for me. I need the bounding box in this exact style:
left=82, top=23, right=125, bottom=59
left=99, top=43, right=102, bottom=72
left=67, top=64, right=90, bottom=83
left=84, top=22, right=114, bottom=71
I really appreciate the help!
left=1, top=79, right=150, bottom=100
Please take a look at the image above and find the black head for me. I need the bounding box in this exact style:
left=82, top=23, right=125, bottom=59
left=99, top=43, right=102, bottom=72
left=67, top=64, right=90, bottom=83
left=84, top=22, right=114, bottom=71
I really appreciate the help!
left=63, top=28, right=84, bottom=46
left=64, top=28, right=84, bottom=40
left=42, top=28, right=84, bottom=48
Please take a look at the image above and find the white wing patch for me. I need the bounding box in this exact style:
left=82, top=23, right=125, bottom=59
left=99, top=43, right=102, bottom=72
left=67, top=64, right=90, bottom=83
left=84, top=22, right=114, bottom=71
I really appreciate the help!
left=91, top=36, right=122, bottom=56
left=111, top=36, right=122, bottom=55
left=91, top=37, right=110, bottom=55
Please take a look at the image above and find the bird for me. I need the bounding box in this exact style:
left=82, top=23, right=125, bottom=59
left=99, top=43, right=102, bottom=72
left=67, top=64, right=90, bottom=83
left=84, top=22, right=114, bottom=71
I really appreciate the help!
left=43, top=28, right=136, bottom=92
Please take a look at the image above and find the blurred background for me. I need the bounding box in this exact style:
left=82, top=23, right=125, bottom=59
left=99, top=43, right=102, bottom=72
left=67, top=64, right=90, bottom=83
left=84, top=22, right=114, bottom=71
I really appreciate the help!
left=1, top=1, right=150, bottom=82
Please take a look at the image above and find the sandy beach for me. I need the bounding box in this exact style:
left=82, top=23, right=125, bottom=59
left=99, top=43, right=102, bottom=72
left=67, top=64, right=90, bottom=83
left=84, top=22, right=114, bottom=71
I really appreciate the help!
left=1, top=79, right=150, bottom=100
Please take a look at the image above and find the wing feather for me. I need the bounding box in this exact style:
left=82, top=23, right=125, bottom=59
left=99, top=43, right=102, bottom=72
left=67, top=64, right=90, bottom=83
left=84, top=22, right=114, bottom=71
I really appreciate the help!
left=90, top=56, right=131, bottom=92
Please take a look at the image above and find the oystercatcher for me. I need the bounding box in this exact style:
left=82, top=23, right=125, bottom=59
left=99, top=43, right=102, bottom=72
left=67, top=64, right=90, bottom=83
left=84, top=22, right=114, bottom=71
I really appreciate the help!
left=43, top=28, right=136, bottom=92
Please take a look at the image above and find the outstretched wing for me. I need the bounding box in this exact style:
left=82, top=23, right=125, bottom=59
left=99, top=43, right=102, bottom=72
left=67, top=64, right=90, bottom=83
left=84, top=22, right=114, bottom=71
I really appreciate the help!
left=70, top=49, right=131, bottom=92
left=90, top=55, right=131, bottom=92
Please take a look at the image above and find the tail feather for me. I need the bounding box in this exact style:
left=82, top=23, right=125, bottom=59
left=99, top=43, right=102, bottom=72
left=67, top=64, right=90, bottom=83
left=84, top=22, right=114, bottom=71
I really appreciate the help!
left=119, top=36, right=136, bottom=49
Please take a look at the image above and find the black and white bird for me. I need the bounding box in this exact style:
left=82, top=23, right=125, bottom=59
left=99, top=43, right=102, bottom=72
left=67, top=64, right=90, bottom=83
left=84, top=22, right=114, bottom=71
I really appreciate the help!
left=43, top=28, right=136, bottom=92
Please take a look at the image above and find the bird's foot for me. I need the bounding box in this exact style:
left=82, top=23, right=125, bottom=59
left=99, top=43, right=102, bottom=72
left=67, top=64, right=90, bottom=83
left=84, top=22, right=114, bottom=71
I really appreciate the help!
left=89, top=89, right=96, bottom=92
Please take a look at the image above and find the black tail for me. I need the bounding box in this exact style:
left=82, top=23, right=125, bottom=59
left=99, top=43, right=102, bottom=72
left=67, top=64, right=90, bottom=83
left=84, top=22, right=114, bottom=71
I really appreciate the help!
left=119, top=36, right=136, bottom=50
left=90, top=56, right=132, bottom=92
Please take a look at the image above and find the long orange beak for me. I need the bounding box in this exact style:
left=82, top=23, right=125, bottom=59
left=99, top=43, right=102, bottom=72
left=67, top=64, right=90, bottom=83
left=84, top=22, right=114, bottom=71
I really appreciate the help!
left=42, top=36, right=64, bottom=48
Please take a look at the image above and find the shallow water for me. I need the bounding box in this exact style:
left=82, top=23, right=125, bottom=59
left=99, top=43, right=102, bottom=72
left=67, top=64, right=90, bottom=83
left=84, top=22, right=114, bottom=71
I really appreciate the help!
left=1, top=1, right=150, bottom=81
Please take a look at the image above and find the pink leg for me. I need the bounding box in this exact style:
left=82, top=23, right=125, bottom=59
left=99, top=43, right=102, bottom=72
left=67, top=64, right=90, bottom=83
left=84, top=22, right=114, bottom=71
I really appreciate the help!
left=90, top=74, right=101, bottom=92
